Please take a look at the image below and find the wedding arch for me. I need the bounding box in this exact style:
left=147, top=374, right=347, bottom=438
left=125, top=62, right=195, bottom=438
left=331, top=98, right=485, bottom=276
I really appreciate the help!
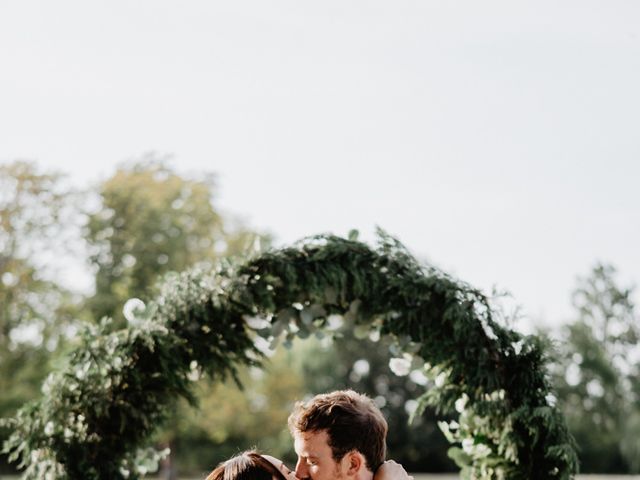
left=3, top=232, right=578, bottom=480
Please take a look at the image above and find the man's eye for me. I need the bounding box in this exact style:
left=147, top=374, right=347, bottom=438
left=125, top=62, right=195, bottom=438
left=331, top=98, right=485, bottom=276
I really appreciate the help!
left=306, top=460, right=317, bottom=466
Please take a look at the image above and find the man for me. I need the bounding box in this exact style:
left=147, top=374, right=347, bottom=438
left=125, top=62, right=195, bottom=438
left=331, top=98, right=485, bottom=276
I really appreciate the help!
left=287, top=390, right=391, bottom=480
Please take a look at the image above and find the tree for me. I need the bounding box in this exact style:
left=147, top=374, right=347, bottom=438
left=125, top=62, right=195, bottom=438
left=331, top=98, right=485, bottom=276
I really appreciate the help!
left=161, top=347, right=306, bottom=476
left=552, top=263, right=640, bottom=473
left=85, top=157, right=262, bottom=324
left=0, top=161, right=81, bottom=472
left=84, top=157, right=268, bottom=478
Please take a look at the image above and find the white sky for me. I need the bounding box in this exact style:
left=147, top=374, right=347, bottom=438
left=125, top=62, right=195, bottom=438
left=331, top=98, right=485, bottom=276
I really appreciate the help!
left=1, top=0, right=639, bottom=329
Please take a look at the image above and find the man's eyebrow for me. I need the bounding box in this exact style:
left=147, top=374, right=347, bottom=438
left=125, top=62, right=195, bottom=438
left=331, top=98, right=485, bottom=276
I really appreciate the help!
left=298, top=453, right=319, bottom=460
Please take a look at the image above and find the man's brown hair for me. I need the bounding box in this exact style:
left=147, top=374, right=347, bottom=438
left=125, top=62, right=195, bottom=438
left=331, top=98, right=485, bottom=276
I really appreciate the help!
left=288, top=390, right=388, bottom=472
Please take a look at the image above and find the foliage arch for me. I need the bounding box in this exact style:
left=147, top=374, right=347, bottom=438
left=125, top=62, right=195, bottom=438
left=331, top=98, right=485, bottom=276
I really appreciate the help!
left=3, top=232, right=578, bottom=479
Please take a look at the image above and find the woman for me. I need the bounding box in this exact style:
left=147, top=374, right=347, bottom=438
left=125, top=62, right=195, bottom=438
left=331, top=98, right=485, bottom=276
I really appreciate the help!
left=205, top=450, right=412, bottom=480
left=206, top=451, right=287, bottom=480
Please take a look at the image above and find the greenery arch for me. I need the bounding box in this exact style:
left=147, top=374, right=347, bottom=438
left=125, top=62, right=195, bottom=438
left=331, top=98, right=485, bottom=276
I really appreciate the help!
left=2, top=232, right=578, bottom=479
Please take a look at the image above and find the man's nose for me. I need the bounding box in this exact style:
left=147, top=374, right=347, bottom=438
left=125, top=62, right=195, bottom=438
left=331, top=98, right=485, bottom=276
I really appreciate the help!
left=294, top=459, right=309, bottom=479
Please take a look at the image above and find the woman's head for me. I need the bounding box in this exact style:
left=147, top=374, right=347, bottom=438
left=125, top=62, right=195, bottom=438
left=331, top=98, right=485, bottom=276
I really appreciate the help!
left=206, top=451, right=289, bottom=480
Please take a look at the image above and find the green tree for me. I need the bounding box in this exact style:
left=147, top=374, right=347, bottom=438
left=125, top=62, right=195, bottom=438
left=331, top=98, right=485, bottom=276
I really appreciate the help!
left=0, top=161, right=81, bottom=472
left=85, top=157, right=261, bottom=324
left=84, top=158, right=268, bottom=478
left=552, top=263, right=640, bottom=473
left=161, top=347, right=306, bottom=476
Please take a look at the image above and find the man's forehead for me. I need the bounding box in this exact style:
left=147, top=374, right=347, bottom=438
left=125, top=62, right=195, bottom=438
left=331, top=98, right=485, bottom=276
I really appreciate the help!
left=294, top=430, right=330, bottom=455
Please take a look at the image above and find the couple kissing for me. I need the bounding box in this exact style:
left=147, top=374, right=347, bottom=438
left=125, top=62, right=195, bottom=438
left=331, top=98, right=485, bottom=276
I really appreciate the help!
left=206, top=390, right=413, bottom=480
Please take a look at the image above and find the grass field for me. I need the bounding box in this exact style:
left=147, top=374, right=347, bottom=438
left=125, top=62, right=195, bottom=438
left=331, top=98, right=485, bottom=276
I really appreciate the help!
left=2, top=475, right=640, bottom=479
left=411, top=476, right=640, bottom=480
left=144, top=475, right=640, bottom=480
left=153, top=475, right=640, bottom=480
left=133, top=475, right=640, bottom=480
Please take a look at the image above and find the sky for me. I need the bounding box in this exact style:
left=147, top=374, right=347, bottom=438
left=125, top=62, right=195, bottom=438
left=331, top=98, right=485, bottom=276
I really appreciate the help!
left=1, top=0, right=639, bottom=330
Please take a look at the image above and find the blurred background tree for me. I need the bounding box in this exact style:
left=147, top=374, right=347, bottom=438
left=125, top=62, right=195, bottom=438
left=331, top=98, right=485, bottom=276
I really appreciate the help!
left=82, top=156, right=270, bottom=478
left=85, top=156, right=261, bottom=325
left=0, top=161, right=83, bottom=473
left=550, top=263, right=640, bottom=473
left=162, top=347, right=306, bottom=476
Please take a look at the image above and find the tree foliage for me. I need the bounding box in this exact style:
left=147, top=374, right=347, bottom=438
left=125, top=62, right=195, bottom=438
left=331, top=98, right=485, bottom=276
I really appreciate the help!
left=3, top=232, right=578, bottom=479
left=0, top=161, right=79, bottom=350
left=1, top=158, right=268, bottom=476
left=86, top=158, right=261, bottom=324
left=164, top=348, right=306, bottom=473
left=551, top=264, right=640, bottom=473
left=0, top=162, right=82, bottom=474
left=83, top=158, right=268, bottom=478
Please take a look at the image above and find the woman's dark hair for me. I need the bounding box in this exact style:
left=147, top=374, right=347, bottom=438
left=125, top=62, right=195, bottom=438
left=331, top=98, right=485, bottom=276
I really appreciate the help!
left=206, top=450, right=287, bottom=480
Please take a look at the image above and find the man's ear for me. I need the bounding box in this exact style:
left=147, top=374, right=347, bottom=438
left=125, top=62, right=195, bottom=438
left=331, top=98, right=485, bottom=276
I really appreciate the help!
left=344, top=451, right=365, bottom=476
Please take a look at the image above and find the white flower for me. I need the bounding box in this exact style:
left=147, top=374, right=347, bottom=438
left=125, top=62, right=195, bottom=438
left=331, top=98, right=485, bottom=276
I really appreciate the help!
left=409, top=369, right=428, bottom=386
left=404, top=399, right=419, bottom=416
left=473, top=443, right=492, bottom=458
left=353, top=359, right=370, bottom=376
left=489, top=389, right=506, bottom=401
left=75, top=361, right=91, bottom=380
left=44, top=421, right=55, bottom=436
left=254, top=336, right=276, bottom=357
left=244, top=316, right=270, bottom=330
left=123, top=298, right=146, bottom=324
left=462, top=438, right=475, bottom=454
left=389, top=357, right=411, bottom=376
left=113, top=356, right=123, bottom=370
left=187, top=360, right=201, bottom=382
left=326, top=315, right=344, bottom=331
left=41, top=373, right=56, bottom=395
left=455, top=394, right=469, bottom=413
left=435, top=371, right=448, bottom=387
left=512, top=340, right=524, bottom=355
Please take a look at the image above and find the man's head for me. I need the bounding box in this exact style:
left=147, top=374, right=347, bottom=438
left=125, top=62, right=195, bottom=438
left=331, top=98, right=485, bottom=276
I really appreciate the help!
left=288, top=390, right=388, bottom=480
